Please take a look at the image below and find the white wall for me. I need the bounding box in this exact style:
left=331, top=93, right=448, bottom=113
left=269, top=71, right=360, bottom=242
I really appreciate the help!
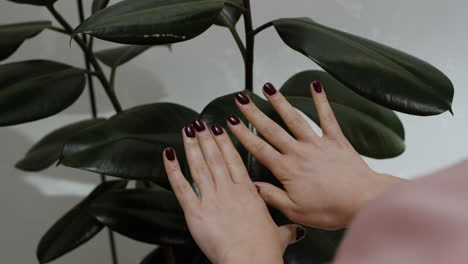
left=1, top=0, right=467, bottom=263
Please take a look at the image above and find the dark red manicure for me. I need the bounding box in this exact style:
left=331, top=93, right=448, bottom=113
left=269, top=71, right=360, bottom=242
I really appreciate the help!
left=165, top=148, right=175, bottom=161
left=236, top=92, right=250, bottom=105
left=227, top=114, right=241, bottom=125
left=184, top=124, right=196, bottom=138
left=192, top=119, right=206, bottom=132
left=263, top=82, right=277, bottom=96
left=211, top=124, right=224, bottom=136
left=312, top=80, right=323, bottom=93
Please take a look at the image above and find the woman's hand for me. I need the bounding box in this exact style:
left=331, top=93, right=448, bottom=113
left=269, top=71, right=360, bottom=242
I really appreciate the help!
left=227, top=81, right=404, bottom=230
left=163, top=121, right=305, bottom=264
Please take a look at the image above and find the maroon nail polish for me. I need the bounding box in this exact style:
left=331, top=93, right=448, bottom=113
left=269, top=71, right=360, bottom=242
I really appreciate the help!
left=296, top=226, right=306, bottom=241
left=227, top=114, right=241, bottom=125
left=165, top=148, right=175, bottom=161
left=312, top=80, right=323, bottom=93
left=211, top=124, right=224, bottom=136
left=263, top=82, right=277, bottom=96
left=184, top=124, right=196, bottom=138
left=236, top=92, right=250, bottom=105
left=192, top=119, right=206, bottom=132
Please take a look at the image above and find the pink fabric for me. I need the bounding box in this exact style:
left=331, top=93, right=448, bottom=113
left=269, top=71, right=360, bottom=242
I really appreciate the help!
left=334, top=159, right=468, bottom=264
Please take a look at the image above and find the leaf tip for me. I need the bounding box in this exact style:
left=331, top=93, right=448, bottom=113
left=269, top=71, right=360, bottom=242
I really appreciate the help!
left=449, top=107, right=454, bottom=116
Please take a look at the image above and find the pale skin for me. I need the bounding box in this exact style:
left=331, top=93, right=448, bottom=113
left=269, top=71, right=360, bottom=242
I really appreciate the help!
left=163, top=81, right=404, bottom=263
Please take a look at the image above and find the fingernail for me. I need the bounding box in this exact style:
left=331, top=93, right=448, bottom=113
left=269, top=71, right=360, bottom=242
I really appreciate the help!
left=192, top=119, right=206, bottom=132
left=227, top=114, right=240, bottom=125
left=295, top=226, right=306, bottom=243
left=165, top=148, right=175, bottom=161
left=211, top=124, right=224, bottom=136
left=255, top=184, right=261, bottom=193
left=236, top=92, right=250, bottom=105
left=312, top=80, right=323, bottom=93
left=263, top=82, right=277, bottom=96
left=184, top=124, right=196, bottom=138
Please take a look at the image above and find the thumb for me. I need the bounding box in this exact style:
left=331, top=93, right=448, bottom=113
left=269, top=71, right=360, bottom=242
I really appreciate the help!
left=254, top=182, right=295, bottom=214
left=278, top=224, right=307, bottom=249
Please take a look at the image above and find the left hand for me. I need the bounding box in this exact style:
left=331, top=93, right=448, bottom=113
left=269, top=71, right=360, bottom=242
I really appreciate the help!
left=163, top=120, right=305, bottom=264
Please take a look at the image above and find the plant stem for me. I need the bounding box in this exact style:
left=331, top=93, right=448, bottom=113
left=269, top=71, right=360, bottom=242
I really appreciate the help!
left=76, top=1, right=119, bottom=264
left=46, top=2, right=123, bottom=113
left=110, top=67, right=117, bottom=92
left=77, top=0, right=97, bottom=118
left=253, top=21, right=273, bottom=36
left=223, top=15, right=246, bottom=63
left=242, top=0, right=254, bottom=92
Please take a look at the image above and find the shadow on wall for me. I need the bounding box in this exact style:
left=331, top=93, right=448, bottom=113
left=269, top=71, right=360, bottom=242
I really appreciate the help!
left=0, top=127, right=111, bottom=264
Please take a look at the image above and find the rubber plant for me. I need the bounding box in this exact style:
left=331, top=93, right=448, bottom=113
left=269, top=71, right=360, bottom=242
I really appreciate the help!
left=1, top=0, right=454, bottom=263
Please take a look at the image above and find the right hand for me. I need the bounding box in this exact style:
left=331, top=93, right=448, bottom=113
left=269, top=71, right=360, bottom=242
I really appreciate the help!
left=227, top=81, right=404, bottom=230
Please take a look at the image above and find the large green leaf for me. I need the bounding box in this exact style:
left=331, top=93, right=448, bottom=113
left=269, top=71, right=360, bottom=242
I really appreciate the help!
left=0, top=60, right=86, bottom=126
left=95, top=45, right=152, bottom=67
left=89, top=186, right=191, bottom=245
left=91, top=0, right=110, bottom=14
left=37, top=180, right=127, bottom=264
left=16, top=119, right=105, bottom=172
left=283, top=227, right=345, bottom=263
left=60, top=103, right=199, bottom=181
left=74, top=0, right=227, bottom=45
left=281, top=70, right=405, bottom=159
left=273, top=17, right=454, bottom=116
left=0, top=21, right=51, bottom=61
left=214, top=0, right=243, bottom=27
left=7, top=0, right=57, bottom=5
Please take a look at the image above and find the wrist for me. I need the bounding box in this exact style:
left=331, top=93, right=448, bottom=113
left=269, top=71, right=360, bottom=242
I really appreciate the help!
left=221, top=246, right=283, bottom=264
left=356, top=172, right=405, bottom=213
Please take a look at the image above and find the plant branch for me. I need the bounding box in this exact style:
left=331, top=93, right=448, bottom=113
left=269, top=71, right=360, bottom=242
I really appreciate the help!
left=242, top=0, right=254, bottom=92
left=253, top=21, right=273, bottom=36
left=223, top=14, right=246, bottom=63
left=47, top=25, right=68, bottom=35
left=77, top=2, right=119, bottom=264
left=110, top=67, right=117, bottom=92
left=46, top=1, right=123, bottom=113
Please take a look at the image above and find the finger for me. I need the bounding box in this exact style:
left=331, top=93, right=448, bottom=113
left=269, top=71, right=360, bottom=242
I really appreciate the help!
left=183, top=125, right=215, bottom=195
left=210, top=123, right=250, bottom=184
left=254, top=182, right=296, bottom=214
left=163, top=147, right=199, bottom=211
left=310, top=81, right=345, bottom=140
left=262, top=82, right=319, bottom=142
left=235, top=92, right=296, bottom=153
left=192, top=119, right=233, bottom=187
left=278, top=224, right=307, bottom=249
left=227, top=114, right=285, bottom=176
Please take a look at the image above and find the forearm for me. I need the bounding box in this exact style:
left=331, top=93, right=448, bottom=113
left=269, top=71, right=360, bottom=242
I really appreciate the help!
left=222, top=246, right=283, bottom=264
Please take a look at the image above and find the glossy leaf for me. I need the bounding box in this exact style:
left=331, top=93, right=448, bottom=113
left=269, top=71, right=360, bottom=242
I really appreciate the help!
left=16, top=119, right=105, bottom=172
left=37, top=180, right=127, bottom=264
left=89, top=186, right=191, bottom=245
left=92, top=0, right=110, bottom=14
left=281, top=70, right=405, bottom=159
left=74, top=0, right=227, bottom=45
left=0, top=21, right=51, bottom=61
left=0, top=60, right=86, bottom=126
left=141, top=245, right=206, bottom=264
left=284, top=227, right=345, bottom=263
left=7, top=0, right=57, bottom=5
left=95, top=45, right=152, bottom=67
left=60, top=103, right=199, bottom=181
left=273, top=17, right=454, bottom=116
left=214, top=0, right=243, bottom=27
